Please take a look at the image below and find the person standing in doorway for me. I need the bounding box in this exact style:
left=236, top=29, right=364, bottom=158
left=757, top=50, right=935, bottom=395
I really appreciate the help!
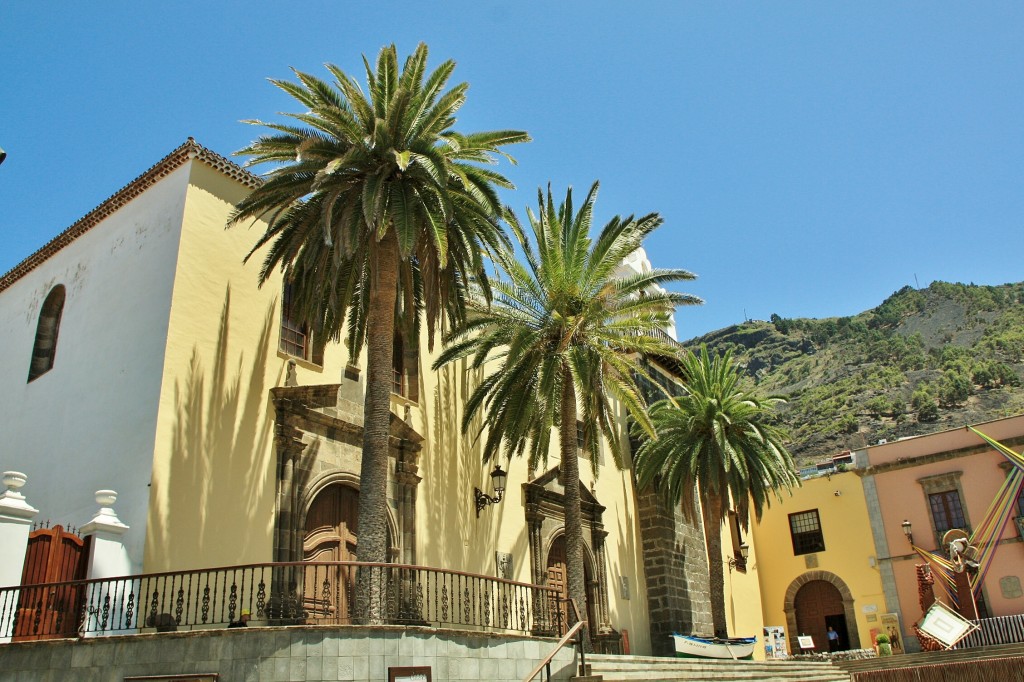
left=827, top=626, right=840, bottom=652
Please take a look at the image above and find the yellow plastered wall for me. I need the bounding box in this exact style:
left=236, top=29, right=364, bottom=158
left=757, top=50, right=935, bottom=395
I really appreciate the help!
left=751, top=471, right=888, bottom=650
left=143, top=161, right=655, bottom=648
left=411, top=350, right=655, bottom=653
left=720, top=515, right=767, bottom=659
left=145, top=160, right=360, bottom=571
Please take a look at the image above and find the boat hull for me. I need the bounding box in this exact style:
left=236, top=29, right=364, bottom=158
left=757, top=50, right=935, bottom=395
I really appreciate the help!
left=672, top=634, right=756, bottom=660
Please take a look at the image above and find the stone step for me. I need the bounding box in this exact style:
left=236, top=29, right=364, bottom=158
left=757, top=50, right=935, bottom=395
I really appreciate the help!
left=835, top=642, right=1024, bottom=673
left=586, top=653, right=851, bottom=682
left=598, top=671, right=847, bottom=675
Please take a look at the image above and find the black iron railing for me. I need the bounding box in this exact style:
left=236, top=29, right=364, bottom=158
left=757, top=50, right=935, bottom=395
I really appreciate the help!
left=0, top=561, right=559, bottom=641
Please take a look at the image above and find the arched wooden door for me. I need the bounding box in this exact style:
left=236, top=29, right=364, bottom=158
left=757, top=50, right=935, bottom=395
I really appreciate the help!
left=546, top=535, right=597, bottom=637
left=794, top=580, right=848, bottom=651
left=303, top=485, right=359, bottom=623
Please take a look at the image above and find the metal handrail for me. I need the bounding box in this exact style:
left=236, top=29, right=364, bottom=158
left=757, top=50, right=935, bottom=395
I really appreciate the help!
left=0, top=561, right=559, bottom=641
left=522, top=598, right=587, bottom=682
left=523, top=620, right=584, bottom=682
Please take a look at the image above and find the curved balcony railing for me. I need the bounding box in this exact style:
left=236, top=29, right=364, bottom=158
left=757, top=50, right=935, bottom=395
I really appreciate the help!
left=0, top=561, right=560, bottom=641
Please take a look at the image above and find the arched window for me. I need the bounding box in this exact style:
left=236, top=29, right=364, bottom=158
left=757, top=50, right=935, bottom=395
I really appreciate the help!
left=28, top=285, right=66, bottom=382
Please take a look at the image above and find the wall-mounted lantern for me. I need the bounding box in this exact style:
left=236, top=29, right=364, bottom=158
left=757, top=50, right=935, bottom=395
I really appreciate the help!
left=474, top=464, right=508, bottom=518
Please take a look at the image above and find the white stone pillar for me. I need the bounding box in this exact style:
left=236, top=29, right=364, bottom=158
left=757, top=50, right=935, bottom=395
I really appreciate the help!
left=0, top=471, right=39, bottom=641
left=80, top=490, right=135, bottom=636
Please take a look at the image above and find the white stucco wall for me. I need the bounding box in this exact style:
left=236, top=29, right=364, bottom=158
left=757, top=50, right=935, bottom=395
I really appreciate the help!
left=0, top=164, right=190, bottom=577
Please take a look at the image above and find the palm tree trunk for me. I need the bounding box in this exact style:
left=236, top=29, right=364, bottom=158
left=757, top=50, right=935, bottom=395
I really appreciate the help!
left=559, top=366, right=591, bottom=651
left=356, top=230, right=400, bottom=624
left=701, top=490, right=728, bottom=638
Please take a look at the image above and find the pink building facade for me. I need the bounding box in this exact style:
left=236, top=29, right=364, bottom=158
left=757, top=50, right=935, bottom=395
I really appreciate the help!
left=855, top=415, right=1024, bottom=651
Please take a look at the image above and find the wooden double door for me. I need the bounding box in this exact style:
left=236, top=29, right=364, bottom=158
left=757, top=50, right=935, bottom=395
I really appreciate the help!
left=794, top=580, right=849, bottom=651
left=14, top=526, right=90, bottom=641
left=546, top=535, right=598, bottom=637
left=303, top=485, right=359, bottom=623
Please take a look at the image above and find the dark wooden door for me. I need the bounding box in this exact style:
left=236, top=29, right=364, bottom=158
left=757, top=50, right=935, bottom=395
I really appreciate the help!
left=14, top=525, right=90, bottom=641
left=303, top=485, right=359, bottom=623
left=794, top=580, right=844, bottom=652
left=546, top=536, right=597, bottom=637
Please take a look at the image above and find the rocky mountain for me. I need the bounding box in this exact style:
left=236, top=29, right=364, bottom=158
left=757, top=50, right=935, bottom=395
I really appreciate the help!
left=683, top=282, right=1024, bottom=467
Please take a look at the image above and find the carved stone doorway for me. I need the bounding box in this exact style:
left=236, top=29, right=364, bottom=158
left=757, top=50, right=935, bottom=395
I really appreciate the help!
left=546, top=534, right=598, bottom=637
left=302, top=484, right=359, bottom=623
left=784, top=571, right=859, bottom=652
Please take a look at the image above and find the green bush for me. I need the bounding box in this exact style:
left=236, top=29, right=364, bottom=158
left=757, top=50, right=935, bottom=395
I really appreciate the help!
left=912, top=388, right=939, bottom=422
left=939, top=370, right=972, bottom=406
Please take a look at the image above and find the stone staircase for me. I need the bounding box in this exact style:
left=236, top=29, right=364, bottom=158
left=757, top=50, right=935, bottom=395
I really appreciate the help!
left=583, top=653, right=852, bottom=681
left=832, top=641, right=1024, bottom=679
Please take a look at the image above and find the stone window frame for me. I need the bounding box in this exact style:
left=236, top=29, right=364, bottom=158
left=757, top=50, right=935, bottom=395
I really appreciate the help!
left=28, top=284, right=66, bottom=382
left=917, top=471, right=971, bottom=547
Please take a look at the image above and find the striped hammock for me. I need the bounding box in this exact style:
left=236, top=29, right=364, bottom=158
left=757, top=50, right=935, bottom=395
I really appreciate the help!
left=911, top=427, right=1024, bottom=607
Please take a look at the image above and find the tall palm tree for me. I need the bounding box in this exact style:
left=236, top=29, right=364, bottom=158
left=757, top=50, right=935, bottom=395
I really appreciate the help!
left=230, top=44, right=528, bottom=616
left=434, top=182, right=699, bottom=644
left=633, top=345, right=799, bottom=638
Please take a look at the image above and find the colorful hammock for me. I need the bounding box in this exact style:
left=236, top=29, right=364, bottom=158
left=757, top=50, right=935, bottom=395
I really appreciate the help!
left=910, top=427, right=1024, bottom=606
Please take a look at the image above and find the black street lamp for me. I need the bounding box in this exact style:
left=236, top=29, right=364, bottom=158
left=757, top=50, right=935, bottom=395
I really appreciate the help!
left=727, top=543, right=750, bottom=573
left=901, top=519, right=914, bottom=546
left=474, top=464, right=508, bottom=518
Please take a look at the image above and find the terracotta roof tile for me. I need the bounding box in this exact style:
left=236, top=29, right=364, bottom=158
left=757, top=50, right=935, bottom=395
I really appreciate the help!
left=0, top=138, right=262, bottom=293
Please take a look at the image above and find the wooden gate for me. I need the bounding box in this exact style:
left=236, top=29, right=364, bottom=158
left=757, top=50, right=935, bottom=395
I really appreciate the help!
left=13, top=525, right=90, bottom=640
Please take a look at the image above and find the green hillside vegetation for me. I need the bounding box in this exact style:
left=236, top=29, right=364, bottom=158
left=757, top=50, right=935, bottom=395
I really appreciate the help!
left=685, top=282, right=1024, bottom=466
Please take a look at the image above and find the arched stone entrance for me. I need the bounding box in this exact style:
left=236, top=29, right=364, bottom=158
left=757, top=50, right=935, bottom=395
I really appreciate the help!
left=524, top=466, right=620, bottom=653
left=784, top=571, right=860, bottom=652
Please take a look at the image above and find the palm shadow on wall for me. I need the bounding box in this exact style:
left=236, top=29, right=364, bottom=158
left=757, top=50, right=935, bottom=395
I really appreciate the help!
left=147, top=285, right=282, bottom=569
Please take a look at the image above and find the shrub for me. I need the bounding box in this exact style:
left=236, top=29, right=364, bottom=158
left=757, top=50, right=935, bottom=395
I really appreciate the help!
left=912, top=388, right=939, bottom=422
left=939, top=370, right=972, bottom=406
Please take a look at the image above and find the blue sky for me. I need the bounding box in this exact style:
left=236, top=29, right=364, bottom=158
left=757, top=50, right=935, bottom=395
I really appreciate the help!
left=2, top=2, right=1022, bottom=339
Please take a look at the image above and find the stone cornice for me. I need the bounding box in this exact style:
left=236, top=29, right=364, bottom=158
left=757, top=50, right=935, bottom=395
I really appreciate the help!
left=856, top=434, right=1024, bottom=476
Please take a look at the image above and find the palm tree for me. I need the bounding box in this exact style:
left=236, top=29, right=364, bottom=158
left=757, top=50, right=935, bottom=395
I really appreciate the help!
left=434, top=182, right=699, bottom=644
left=633, top=345, right=799, bottom=638
left=230, top=44, right=529, bottom=617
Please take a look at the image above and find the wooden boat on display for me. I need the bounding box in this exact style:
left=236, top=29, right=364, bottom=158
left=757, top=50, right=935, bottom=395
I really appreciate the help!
left=672, top=633, right=757, bottom=660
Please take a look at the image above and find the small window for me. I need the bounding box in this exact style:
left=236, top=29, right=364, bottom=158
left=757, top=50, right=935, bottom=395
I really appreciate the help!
left=789, top=509, right=825, bottom=555
left=928, top=490, right=967, bottom=537
left=279, top=283, right=323, bottom=365
left=28, top=285, right=66, bottom=382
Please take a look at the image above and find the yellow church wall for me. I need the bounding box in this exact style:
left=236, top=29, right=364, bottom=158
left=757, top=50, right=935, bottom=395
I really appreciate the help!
left=141, top=158, right=657, bottom=651
left=751, top=470, right=888, bottom=651
left=410, top=349, right=654, bottom=653
left=720, top=518, right=767, bottom=658
left=145, top=159, right=347, bottom=572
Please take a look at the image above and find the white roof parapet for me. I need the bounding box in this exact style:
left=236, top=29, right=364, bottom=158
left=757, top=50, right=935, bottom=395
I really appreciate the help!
left=81, top=489, right=129, bottom=535
left=0, top=471, right=39, bottom=520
